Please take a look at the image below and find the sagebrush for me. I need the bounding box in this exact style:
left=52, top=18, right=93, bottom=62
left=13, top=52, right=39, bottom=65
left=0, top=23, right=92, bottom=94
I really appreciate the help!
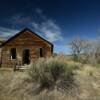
left=28, top=57, right=74, bottom=89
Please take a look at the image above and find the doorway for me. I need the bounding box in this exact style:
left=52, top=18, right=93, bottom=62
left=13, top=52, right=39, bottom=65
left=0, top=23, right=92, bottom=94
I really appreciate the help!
left=22, top=49, right=30, bottom=65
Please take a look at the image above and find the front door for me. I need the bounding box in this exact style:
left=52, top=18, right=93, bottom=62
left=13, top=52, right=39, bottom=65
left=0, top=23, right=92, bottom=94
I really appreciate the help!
left=22, top=49, right=30, bottom=65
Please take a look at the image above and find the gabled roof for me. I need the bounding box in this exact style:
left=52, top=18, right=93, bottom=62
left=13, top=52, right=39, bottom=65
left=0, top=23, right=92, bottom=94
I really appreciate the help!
left=1, top=28, right=53, bottom=48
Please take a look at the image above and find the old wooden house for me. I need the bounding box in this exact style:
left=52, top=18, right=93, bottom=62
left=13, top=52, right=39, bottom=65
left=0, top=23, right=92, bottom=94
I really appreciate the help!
left=0, top=28, right=53, bottom=68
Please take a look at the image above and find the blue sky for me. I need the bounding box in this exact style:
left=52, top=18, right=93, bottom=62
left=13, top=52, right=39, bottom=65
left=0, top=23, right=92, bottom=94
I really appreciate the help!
left=0, top=0, right=100, bottom=54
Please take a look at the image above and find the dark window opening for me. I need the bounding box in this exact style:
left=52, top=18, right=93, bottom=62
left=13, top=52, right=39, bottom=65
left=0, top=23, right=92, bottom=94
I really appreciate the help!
left=40, top=48, right=43, bottom=57
left=10, top=48, right=16, bottom=59
left=22, top=49, right=30, bottom=65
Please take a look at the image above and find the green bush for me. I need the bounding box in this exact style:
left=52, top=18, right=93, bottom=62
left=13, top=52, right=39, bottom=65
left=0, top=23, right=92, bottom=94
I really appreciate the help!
left=28, top=57, right=74, bottom=89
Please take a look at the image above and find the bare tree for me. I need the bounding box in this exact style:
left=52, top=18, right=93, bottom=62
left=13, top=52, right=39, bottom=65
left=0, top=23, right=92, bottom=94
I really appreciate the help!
left=69, top=37, right=85, bottom=61
left=70, top=37, right=95, bottom=61
left=69, top=36, right=99, bottom=64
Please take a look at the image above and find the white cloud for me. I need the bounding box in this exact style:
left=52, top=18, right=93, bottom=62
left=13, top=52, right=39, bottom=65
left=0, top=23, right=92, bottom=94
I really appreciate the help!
left=0, top=27, right=19, bottom=39
left=33, top=8, right=64, bottom=42
left=32, top=19, right=63, bottom=42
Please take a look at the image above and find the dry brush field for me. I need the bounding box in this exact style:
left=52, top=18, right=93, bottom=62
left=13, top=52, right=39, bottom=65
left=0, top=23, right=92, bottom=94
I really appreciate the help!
left=0, top=56, right=100, bottom=100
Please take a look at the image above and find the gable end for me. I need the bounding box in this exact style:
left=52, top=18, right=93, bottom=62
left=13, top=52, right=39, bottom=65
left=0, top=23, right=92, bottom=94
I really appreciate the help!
left=1, top=28, right=53, bottom=50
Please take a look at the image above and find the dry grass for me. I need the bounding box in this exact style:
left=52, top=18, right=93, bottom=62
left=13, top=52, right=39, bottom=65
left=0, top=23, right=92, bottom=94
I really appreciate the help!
left=0, top=56, right=100, bottom=100
left=74, top=65, right=100, bottom=100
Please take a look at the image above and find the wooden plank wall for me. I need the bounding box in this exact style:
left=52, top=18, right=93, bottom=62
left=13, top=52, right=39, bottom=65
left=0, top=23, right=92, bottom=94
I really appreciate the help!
left=1, top=31, right=52, bottom=67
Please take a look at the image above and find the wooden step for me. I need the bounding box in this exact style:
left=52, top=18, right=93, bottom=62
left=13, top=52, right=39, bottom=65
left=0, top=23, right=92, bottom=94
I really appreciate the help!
left=14, top=65, right=30, bottom=71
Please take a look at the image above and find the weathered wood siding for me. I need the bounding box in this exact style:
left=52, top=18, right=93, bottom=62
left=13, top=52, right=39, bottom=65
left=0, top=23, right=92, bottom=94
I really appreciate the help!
left=1, top=30, right=52, bottom=67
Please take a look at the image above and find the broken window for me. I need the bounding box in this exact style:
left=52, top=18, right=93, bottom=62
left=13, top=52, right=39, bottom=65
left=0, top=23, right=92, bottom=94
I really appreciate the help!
left=40, top=48, right=43, bottom=57
left=10, top=48, right=16, bottom=59
left=36, top=47, right=43, bottom=57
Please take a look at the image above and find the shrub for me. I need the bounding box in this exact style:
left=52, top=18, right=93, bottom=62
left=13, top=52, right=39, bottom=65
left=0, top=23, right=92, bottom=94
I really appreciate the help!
left=28, top=57, right=74, bottom=89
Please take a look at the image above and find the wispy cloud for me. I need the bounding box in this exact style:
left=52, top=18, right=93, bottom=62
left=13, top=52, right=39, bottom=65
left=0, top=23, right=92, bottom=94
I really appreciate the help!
left=32, top=20, right=63, bottom=42
left=5, top=8, right=63, bottom=42
left=32, top=8, right=63, bottom=42
left=35, top=8, right=46, bottom=20
left=35, top=8, right=43, bottom=15
left=0, top=27, right=18, bottom=39
left=10, top=13, right=33, bottom=28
